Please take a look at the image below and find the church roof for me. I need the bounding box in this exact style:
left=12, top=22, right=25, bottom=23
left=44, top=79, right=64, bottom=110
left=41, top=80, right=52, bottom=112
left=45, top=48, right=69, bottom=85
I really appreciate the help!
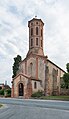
left=47, top=59, right=66, bottom=73
left=12, top=73, right=41, bottom=82
left=28, top=17, right=44, bottom=26
left=12, top=73, right=30, bottom=80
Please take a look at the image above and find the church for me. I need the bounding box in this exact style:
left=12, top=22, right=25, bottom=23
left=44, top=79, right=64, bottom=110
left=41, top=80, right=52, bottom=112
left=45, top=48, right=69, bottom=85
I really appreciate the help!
left=11, top=17, right=65, bottom=98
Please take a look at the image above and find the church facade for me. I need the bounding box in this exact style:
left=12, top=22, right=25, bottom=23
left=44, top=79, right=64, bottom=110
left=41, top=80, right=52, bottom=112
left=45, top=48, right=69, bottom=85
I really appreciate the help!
left=11, top=17, right=65, bottom=98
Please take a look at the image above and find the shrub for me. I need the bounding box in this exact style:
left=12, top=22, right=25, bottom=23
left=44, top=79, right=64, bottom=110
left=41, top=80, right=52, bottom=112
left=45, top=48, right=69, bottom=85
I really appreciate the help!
left=61, top=83, right=65, bottom=88
left=5, top=89, right=11, bottom=97
left=0, top=89, right=11, bottom=97
left=6, top=89, right=11, bottom=95
left=31, top=91, right=43, bottom=98
left=0, top=89, right=5, bottom=95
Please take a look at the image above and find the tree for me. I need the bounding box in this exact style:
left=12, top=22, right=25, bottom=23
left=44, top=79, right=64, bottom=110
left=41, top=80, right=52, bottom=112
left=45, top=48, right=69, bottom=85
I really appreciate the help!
left=66, top=63, right=69, bottom=73
left=12, top=55, right=22, bottom=78
left=63, top=73, right=69, bottom=89
left=63, top=63, right=69, bottom=89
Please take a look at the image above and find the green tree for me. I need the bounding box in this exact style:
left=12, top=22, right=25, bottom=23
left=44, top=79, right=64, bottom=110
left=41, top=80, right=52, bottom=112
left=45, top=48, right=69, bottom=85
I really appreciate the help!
left=63, top=63, right=69, bottom=89
left=0, top=89, right=5, bottom=95
left=12, top=55, right=22, bottom=78
left=63, top=73, right=69, bottom=89
left=66, top=63, right=69, bottom=73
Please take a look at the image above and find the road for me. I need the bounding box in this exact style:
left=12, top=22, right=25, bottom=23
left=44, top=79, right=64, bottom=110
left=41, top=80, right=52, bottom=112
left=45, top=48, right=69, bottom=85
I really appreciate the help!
left=0, top=98, right=69, bottom=119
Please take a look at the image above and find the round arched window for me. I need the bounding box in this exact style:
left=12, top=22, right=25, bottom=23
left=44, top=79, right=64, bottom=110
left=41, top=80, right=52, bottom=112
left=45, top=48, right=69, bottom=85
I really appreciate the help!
left=34, top=82, right=37, bottom=89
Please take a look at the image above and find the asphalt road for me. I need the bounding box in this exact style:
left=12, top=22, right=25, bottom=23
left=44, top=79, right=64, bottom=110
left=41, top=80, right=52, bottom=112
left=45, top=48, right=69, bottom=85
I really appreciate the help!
left=0, top=98, right=69, bottom=119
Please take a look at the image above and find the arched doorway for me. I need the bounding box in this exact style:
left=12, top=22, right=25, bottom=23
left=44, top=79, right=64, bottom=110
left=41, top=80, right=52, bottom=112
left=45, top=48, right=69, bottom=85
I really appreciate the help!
left=18, top=83, right=24, bottom=96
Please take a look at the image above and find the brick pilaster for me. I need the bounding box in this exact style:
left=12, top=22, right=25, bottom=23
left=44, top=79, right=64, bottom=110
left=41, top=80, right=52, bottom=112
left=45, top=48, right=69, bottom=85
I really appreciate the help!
left=36, top=57, right=38, bottom=80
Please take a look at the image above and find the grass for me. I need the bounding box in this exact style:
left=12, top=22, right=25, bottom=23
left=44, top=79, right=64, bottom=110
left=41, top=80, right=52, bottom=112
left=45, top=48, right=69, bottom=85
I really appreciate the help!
left=40, top=95, right=69, bottom=101
left=0, top=104, right=2, bottom=108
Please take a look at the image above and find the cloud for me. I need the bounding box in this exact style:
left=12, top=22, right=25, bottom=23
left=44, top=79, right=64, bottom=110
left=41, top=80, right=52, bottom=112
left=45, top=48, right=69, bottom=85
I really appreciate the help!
left=0, top=0, right=69, bottom=86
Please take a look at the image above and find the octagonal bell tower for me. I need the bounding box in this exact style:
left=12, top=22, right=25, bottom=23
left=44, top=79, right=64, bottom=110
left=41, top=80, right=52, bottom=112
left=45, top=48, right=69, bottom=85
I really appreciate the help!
left=27, top=17, right=44, bottom=56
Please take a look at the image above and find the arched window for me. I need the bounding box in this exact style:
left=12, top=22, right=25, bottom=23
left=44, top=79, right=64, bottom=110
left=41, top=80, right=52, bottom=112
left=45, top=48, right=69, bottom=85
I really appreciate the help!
left=31, top=28, right=33, bottom=36
left=30, top=63, right=33, bottom=76
left=34, top=82, right=37, bottom=89
left=36, top=27, right=38, bottom=35
left=36, top=38, right=38, bottom=45
left=31, top=23, right=33, bottom=25
left=36, top=22, right=38, bottom=24
left=20, top=76, right=21, bottom=80
left=31, top=39, right=33, bottom=46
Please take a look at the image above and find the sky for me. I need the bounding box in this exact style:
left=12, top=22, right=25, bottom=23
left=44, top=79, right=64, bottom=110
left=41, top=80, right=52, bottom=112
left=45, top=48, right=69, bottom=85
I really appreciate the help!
left=0, top=0, right=69, bottom=87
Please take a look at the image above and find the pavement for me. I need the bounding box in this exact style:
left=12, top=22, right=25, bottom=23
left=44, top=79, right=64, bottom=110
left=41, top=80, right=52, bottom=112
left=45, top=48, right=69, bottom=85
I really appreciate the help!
left=0, top=98, right=69, bottom=119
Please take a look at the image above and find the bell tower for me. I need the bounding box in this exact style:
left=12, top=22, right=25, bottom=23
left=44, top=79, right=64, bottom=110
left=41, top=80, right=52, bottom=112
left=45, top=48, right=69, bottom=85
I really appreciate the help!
left=27, top=17, right=44, bottom=56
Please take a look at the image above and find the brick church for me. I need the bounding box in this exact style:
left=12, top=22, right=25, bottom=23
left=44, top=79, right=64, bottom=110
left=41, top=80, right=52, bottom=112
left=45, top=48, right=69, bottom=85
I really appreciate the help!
left=11, top=17, right=65, bottom=98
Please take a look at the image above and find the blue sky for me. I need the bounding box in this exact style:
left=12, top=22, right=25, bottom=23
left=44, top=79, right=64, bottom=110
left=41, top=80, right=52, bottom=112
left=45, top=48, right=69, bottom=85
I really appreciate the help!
left=0, top=0, right=69, bottom=87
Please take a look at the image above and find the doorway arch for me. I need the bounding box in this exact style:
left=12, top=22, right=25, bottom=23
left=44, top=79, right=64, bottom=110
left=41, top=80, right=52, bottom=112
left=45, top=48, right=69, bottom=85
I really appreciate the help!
left=18, top=83, right=24, bottom=96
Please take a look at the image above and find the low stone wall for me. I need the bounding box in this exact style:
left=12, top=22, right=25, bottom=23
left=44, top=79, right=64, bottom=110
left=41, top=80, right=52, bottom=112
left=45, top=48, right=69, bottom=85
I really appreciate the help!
left=60, top=88, right=69, bottom=95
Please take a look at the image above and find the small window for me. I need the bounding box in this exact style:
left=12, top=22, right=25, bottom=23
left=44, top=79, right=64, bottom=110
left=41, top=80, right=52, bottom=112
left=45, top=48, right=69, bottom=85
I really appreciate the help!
left=57, top=69, right=58, bottom=76
left=31, top=28, right=33, bottom=36
left=31, top=23, right=33, bottom=25
left=36, top=38, right=38, bottom=45
left=30, top=63, right=33, bottom=75
left=36, top=27, right=38, bottom=35
left=31, top=39, right=33, bottom=46
left=36, top=22, right=38, bottom=24
left=41, top=40, right=42, bottom=47
left=41, top=29, right=42, bottom=36
left=20, top=76, right=21, bottom=80
left=34, top=82, right=37, bottom=89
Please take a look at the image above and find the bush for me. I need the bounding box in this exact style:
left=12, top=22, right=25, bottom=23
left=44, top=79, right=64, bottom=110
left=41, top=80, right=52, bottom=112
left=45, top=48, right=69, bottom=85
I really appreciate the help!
left=31, top=91, right=43, bottom=98
left=0, top=89, right=11, bottom=97
left=5, top=89, right=11, bottom=97
left=6, top=89, right=11, bottom=95
left=0, top=89, right=5, bottom=95
left=61, top=83, right=65, bottom=88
